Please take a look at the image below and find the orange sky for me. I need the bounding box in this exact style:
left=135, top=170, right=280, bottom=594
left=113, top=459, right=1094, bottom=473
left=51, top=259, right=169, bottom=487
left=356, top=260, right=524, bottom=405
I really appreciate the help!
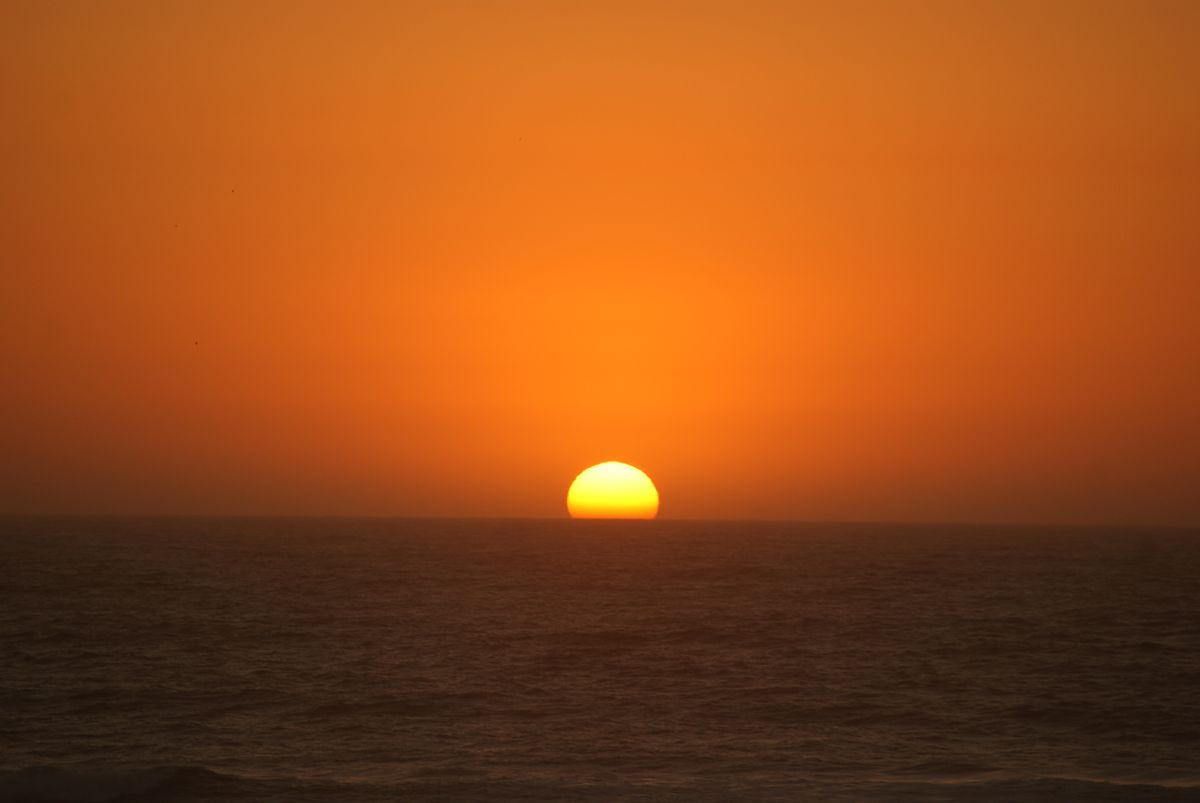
left=3, top=1, right=1198, bottom=523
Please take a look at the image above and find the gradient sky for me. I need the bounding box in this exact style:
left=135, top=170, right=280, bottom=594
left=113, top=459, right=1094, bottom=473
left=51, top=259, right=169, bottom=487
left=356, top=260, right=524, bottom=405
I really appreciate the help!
left=3, top=1, right=1198, bottom=523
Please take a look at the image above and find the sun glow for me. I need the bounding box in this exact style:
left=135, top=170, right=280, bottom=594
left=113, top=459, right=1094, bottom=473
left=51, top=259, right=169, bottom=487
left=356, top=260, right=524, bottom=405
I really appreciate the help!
left=567, top=462, right=659, bottom=519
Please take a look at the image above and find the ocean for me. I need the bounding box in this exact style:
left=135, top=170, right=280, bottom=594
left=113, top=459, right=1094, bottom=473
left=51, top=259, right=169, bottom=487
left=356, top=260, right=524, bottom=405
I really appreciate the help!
left=2, top=517, right=1199, bottom=801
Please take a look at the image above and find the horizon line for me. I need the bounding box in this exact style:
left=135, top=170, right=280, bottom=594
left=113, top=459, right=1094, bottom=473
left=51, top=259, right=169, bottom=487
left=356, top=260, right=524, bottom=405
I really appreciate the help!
left=0, top=512, right=1196, bottom=531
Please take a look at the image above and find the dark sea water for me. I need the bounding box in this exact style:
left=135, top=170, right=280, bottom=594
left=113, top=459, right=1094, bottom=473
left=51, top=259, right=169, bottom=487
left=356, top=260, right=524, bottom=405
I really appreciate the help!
left=2, top=517, right=1200, bottom=802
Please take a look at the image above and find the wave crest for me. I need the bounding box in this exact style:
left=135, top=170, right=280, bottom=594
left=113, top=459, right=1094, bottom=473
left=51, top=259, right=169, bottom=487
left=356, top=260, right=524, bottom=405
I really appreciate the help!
left=0, top=766, right=228, bottom=803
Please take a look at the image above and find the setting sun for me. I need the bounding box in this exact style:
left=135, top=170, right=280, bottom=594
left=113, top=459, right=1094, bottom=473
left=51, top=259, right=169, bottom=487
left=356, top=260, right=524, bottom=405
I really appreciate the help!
left=567, top=462, right=659, bottom=519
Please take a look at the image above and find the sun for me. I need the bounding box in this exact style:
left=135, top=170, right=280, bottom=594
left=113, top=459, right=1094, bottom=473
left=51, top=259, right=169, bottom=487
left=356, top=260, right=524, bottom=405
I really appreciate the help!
left=567, top=462, right=659, bottom=519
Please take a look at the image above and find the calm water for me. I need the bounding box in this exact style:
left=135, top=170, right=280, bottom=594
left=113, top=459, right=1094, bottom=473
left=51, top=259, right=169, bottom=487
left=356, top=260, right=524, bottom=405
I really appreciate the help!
left=2, top=517, right=1199, bottom=801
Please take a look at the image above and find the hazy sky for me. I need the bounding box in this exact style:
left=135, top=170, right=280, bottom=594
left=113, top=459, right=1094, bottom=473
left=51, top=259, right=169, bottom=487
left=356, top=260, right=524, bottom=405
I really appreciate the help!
left=3, top=1, right=1198, bottom=523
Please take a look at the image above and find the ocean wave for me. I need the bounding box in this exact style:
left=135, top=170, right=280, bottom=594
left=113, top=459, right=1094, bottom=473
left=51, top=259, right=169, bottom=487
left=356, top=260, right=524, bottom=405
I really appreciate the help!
left=863, top=776, right=1200, bottom=801
left=3, top=765, right=1200, bottom=803
left=0, top=766, right=229, bottom=803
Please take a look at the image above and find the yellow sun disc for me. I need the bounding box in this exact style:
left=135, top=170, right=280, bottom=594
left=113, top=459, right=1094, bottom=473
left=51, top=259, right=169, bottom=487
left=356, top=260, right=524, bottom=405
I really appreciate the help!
left=567, top=462, right=659, bottom=519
